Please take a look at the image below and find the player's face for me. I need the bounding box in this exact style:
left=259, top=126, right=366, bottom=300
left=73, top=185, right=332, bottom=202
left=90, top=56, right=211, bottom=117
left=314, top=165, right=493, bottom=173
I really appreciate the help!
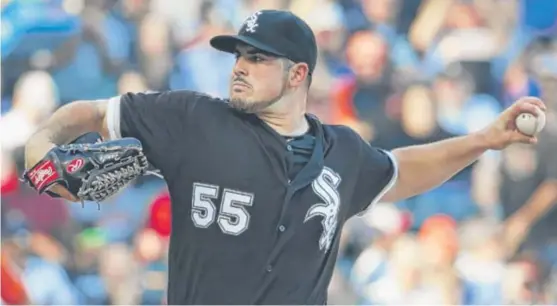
left=228, top=44, right=290, bottom=113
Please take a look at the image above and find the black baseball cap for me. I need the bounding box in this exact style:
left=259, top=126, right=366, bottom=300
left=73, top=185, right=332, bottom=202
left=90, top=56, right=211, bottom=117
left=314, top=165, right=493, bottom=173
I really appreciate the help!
left=210, top=10, right=317, bottom=75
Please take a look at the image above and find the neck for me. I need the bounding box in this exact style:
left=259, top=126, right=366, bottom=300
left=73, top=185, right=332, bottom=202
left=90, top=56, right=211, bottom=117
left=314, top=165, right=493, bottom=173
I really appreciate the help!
left=257, top=93, right=309, bottom=136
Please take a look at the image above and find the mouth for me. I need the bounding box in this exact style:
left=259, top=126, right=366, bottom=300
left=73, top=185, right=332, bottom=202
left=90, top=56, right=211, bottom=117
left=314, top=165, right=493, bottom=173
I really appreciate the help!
left=232, top=81, right=251, bottom=88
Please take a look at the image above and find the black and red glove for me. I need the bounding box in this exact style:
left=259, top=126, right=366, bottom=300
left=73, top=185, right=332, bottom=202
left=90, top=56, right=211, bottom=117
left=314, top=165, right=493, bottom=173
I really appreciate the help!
left=21, top=133, right=149, bottom=203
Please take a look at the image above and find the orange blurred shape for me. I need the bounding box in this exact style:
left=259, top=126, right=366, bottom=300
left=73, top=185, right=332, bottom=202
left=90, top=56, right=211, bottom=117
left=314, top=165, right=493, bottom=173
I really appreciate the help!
left=418, top=214, right=458, bottom=251
left=148, top=192, right=172, bottom=238
left=1, top=251, right=28, bottom=305
left=330, top=78, right=358, bottom=124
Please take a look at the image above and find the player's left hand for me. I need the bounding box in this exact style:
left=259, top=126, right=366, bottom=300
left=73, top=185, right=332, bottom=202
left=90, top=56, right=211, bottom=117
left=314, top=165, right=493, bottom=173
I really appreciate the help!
left=478, top=97, right=546, bottom=150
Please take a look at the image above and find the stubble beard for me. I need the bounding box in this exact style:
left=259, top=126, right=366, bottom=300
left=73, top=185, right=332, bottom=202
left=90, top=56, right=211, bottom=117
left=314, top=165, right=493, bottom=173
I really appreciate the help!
left=229, top=77, right=289, bottom=114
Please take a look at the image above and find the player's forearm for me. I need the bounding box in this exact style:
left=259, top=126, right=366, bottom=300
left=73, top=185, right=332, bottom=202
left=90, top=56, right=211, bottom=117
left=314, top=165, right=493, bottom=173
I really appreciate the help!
left=382, top=132, right=489, bottom=202
left=24, top=100, right=108, bottom=168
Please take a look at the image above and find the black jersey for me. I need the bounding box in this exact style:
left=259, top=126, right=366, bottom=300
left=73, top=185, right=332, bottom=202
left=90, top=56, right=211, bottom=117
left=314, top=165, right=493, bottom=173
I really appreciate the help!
left=106, top=90, right=397, bottom=305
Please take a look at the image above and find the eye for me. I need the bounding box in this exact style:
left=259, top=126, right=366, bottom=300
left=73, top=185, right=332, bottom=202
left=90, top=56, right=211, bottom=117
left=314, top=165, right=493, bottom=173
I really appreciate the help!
left=248, top=54, right=265, bottom=62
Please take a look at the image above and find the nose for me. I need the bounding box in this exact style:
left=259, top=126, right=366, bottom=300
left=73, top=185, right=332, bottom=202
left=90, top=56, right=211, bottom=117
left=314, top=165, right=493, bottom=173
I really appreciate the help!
left=233, top=56, right=248, bottom=77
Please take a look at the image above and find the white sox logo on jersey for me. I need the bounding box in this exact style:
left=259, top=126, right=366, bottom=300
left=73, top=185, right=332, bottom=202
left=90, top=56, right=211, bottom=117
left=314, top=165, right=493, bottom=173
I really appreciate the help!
left=304, top=167, right=341, bottom=252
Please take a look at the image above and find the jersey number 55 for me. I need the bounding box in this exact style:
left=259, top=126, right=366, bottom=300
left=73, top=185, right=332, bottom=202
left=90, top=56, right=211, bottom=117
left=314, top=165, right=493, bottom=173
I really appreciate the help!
left=191, top=182, right=255, bottom=236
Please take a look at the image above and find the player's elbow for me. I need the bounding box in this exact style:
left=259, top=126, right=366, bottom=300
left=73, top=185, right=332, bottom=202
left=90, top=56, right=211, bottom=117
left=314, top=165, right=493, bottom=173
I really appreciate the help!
left=37, top=100, right=110, bottom=144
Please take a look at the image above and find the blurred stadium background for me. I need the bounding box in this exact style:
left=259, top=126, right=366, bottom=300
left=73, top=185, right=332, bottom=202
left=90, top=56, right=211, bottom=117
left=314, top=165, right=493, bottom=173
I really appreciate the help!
left=1, top=0, right=556, bottom=304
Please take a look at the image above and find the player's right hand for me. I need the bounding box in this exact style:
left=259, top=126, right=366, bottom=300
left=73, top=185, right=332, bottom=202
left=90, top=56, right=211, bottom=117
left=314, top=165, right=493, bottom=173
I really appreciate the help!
left=24, top=143, right=79, bottom=202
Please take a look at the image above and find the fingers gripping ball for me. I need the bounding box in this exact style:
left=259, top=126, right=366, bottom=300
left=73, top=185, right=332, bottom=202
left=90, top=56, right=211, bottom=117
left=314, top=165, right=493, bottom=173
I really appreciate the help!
left=515, top=107, right=546, bottom=136
left=22, top=136, right=149, bottom=207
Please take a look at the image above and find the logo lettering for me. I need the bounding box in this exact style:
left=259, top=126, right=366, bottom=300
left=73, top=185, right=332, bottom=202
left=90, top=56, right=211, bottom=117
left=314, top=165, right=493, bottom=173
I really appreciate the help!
left=98, top=152, right=119, bottom=163
left=66, top=158, right=84, bottom=173
left=28, top=160, right=59, bottom=190
left=304, top=167, right=342, bottom=252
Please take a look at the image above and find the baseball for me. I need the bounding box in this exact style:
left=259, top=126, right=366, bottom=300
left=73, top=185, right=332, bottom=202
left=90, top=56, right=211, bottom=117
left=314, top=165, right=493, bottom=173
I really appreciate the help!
left=515, top=107, right=546, bottom=136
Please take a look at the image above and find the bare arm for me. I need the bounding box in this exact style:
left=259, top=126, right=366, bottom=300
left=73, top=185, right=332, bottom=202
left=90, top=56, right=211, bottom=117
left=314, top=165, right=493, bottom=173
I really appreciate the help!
left=379, top=97, right=545, bottom=203
left=380, top=133, right=488, bottom=203
left=24, top=100, right=109, bottom=169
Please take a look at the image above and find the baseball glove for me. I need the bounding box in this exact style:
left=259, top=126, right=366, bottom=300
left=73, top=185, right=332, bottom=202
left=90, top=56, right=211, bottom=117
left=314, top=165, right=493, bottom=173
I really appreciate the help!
left=21, top=133, right=149, bottom=206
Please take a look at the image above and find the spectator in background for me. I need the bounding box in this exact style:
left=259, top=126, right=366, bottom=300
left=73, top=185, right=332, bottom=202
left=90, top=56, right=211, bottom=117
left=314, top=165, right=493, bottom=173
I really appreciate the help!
left=502, top=255, right=549, bottom=303
left=50, top=0, right=124, bottom=103
left=502, top=59, right=541, bottom=108
left=349, top=203, right=410, bottom=304
left=1, top=70, right=59, bottom=161
left=356, top=234, right=432, bottom=304
left=1, top=71, right=69, bottom=234
left=499, top=59, right=557, bottom=285
left=360, top=0, right=401, bottom=43
left=456, top=218, right=506, bottom=305
left=170, top=0, right=235, bottom=98
left=134, top=229, right=168, bottom=305
left=290, top=0, right=348, bottom=78
left=147, top=0, right=202, bottom=45
left=20, top=232, right=80, bottom=305
left=397, top=84, right=455, bottom=147
left=1, top=71, right=46, bottom=191
left=395, top=81, right=481, bottom=227
left=331, top=29, right=394, bottom=143
left=70, top=228, right=110, bottom=304
left=136, top=13, right=173, bottom=91
left=99, top=243, right=141, bottom=304
left=1, top=241, right=30, bottom=305
left=417, top=215, right=462, bottom=304
left=434, top=69, right=502, bottom=136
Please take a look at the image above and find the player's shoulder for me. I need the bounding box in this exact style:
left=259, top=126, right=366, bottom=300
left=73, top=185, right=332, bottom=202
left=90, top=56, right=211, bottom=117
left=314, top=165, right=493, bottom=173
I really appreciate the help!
left=121, top=89, right=232, bottom=114
left=324, top=123, right=359, bottom=136
left=129, top=89, right=226, bottom=105
left=322, top=123, right=367, bottom=147
left=321, top=122, right=386, bottom=160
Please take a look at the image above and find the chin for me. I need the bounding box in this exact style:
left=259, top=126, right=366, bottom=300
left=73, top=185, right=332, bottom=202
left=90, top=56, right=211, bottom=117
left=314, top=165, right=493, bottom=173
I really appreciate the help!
left=228, top=97, right=256, bottom=113
left=230, top=92, right=247, bottom=100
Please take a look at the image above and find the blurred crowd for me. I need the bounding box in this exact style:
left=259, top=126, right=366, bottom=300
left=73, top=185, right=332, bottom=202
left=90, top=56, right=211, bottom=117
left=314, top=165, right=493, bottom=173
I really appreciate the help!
left=1, top=0, right=557, bottom=304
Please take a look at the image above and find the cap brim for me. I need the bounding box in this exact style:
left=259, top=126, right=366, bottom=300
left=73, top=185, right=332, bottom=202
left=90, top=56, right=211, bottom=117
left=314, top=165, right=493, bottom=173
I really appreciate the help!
left=210, top=35, right=285, bottom=57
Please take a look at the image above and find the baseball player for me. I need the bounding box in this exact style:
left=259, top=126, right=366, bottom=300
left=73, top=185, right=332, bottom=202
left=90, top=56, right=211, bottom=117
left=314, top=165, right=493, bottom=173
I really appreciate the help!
left=23, top=10, right=546, bottom=305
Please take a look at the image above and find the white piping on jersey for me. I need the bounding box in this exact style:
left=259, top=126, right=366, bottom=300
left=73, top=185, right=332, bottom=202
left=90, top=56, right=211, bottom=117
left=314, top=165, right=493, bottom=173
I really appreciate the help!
left=106, top=96, right=122, bottom=140
left=358, top=150, right=399, bottom=216
left=105, top=95, right=163, bottom=179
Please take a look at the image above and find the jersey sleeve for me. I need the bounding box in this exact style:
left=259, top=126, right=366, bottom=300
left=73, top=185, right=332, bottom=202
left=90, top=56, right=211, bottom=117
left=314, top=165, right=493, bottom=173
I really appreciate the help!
left=106, top=91, right=194, bottom=175
left=348, top=140, right=398, bottom=217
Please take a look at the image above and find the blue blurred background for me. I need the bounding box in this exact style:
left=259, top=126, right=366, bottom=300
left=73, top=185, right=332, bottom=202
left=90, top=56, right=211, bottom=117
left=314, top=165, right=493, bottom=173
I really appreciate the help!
left=1, top=0, right=556, bottom=304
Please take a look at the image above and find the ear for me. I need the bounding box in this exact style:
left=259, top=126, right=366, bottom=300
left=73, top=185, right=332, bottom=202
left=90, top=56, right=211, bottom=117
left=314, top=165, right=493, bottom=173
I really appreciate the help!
left=289, top=63, right=309, bottom=88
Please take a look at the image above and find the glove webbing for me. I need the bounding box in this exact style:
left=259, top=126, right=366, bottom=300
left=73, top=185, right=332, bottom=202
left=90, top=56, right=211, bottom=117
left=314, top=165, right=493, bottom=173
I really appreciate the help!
left=78, top=154, right=147, bottom=208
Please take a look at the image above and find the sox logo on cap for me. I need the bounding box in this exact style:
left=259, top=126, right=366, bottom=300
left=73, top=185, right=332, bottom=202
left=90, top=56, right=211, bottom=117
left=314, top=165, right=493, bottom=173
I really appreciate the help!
left=243, top=11, right=262, bottom=33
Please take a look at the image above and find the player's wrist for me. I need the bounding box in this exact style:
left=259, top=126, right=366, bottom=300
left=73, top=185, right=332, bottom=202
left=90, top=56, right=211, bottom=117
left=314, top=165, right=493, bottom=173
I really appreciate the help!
left=24, top=141, right=57, bottom=169
left=470, top=129, right=495, bottom=152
